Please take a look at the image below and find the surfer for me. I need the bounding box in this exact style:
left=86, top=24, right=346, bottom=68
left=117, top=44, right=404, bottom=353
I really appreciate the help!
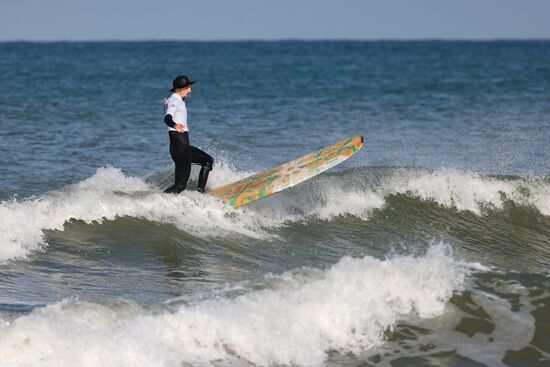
left=163, top=75, right=214, bottom=194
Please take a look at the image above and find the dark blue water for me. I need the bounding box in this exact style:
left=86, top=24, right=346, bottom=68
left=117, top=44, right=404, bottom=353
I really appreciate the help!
left=1, top=41, right=549, bottom=198
left=0, top=41, right=549, bottom=366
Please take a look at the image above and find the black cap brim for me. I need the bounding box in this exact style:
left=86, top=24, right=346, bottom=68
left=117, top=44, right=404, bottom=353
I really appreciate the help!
left=170, top=80, right=196, bottom=92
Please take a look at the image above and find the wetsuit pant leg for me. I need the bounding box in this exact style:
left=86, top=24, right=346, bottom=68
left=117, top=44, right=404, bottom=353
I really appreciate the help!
left=190, top=145, right=214, bottom=192
left=165, top=131, right=191, bottom=194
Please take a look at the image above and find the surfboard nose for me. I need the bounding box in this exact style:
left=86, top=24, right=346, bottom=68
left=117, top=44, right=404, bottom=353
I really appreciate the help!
left=209, top=135, right=364, bottom=208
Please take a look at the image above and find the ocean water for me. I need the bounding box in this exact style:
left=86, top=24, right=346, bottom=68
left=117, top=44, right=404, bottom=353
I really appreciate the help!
left=0, top=41, right=549, bottom=366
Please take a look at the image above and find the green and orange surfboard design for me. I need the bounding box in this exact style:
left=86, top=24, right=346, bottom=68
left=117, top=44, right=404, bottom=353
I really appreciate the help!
left=208, top=135, right=364, bottom=208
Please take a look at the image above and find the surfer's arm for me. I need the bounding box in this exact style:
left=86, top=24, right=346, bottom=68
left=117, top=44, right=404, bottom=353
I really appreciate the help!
left=164, top=114, right=176, bottom=128
left=164, top=114, right=186, bottom=133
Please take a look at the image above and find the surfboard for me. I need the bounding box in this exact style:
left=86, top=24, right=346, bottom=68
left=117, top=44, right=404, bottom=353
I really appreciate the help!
left=208, top=135, right=364, bottom=208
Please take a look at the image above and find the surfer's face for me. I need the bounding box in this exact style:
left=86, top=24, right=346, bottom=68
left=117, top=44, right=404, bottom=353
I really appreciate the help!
left=179, top=86, right=192, bottom=99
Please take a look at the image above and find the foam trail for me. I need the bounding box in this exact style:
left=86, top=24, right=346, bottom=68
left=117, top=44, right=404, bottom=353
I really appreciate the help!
left=375, top=276, right=539, bottom=367
left=0, top=244, right=466, bottom=367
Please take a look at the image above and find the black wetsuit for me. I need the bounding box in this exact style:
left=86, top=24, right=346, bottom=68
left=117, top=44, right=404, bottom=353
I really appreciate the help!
left=164, top=114, right=213, bottom=194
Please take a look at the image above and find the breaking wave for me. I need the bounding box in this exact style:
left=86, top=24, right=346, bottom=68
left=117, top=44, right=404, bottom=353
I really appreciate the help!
left=0, top=244, right=467, bottom=367
left=1, top=165, right=549, bottom=263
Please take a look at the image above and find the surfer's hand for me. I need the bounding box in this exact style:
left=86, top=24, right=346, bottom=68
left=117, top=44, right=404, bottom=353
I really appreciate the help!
left=175, top=124, right=185, bottom=133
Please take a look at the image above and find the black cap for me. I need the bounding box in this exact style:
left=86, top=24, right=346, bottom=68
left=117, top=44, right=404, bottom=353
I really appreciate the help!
left=170, top=75, right=196, bottom=92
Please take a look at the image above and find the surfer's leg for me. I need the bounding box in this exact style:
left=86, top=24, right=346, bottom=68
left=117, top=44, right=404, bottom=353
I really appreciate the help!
left=191, top=146, right=214, bottom=193
left=164, top=132, right=191, bottom=194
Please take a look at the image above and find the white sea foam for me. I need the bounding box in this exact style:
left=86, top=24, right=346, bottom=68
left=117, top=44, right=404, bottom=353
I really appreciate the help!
left=0, top=166, right=276, bottom=263
left=383, top=168, right=550, bottom=215
left=1, top=166, right=549, bottom=263
left=0, top=245, right=466, bottom=367
left=290, top=168, right=550, bottom=219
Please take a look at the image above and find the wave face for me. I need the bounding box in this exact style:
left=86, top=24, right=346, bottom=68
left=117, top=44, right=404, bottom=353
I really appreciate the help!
left=1, top=165, right=549, bottom=271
